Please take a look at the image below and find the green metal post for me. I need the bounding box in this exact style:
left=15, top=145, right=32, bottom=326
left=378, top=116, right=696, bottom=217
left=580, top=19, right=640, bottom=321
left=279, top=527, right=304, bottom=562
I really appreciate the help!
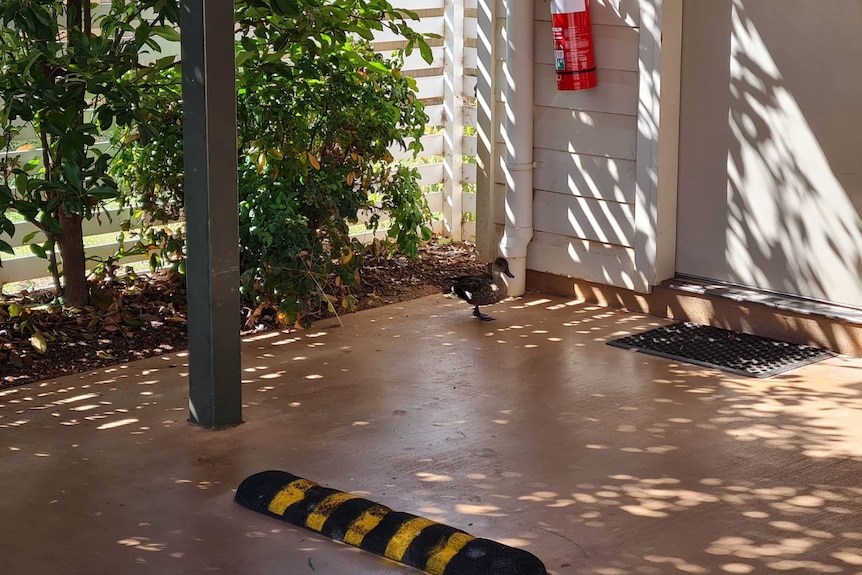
left=179, top=0, right=242, bottom=428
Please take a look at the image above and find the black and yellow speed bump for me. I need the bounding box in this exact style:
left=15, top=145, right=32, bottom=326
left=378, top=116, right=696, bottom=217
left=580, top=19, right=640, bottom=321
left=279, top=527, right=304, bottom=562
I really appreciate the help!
left=235, top=470, right=548, bottom=575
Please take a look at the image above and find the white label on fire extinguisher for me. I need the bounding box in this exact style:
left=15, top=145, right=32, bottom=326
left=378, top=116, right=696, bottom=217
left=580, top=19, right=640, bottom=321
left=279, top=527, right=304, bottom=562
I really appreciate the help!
left=551, top=0, right=586, bottom=14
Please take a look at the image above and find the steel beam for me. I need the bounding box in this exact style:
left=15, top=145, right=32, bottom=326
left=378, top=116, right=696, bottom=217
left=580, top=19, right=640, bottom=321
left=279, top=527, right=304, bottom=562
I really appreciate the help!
left=180, top=0, right=242, bottom=428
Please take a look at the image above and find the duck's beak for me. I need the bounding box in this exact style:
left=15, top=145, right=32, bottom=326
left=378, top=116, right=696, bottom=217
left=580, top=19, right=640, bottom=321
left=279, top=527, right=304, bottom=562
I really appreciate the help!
left=505, top=270, right=515, bottom=278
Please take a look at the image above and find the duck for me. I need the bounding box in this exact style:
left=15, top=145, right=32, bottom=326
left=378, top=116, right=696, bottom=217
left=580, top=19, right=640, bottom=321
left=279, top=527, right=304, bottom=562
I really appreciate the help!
left=446, top=257, right=514, bottom=321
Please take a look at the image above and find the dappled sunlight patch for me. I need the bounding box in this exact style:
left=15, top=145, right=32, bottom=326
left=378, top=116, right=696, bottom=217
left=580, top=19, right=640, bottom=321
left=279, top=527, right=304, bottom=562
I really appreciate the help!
left=769, top=521, right=832, bottom=539
left=242, top=331, right=282, bottom=343
left=644, top=554, right=707, bottom=573
left=70, top=404, right=101, bottom=412
left=720, top=563, right=755, bottom=573
left=765, top=560, right=842, bottom=572
left=96, top=417, right=139, bottom=430
left=272, top=336, right=303, bottom=346
left=518, top=491, right=559, bottom=502
left=432, top=419, right=467, bottom=427
left=455, top=503, right=504, bottom=516
left=495, top=537, right=532, bottom=548
left=416, top=472, right=453, bottom=482
left=832, top=548, right=862, bottom=566
left=116, top=537, right=166, bottom=552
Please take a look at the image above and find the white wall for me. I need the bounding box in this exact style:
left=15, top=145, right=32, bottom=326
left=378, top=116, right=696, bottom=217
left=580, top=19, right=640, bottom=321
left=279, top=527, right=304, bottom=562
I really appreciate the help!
left=676, top=0, right=862, bottom=307
left=482, top=0, right=645, bottom=286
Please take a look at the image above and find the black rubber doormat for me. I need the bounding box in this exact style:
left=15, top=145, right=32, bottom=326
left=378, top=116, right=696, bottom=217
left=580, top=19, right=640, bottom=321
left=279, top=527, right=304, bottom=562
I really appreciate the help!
left=607, top=322, right=834, bottom=378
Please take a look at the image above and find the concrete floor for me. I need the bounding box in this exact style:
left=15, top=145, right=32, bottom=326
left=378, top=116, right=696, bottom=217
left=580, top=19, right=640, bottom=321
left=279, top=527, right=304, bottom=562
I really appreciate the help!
left=2, top=293, right=862, bottom=575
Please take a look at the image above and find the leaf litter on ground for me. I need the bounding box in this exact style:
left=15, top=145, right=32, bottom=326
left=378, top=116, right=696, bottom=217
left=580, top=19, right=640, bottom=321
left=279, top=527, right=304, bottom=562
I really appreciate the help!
left=0, top=240, right=485, bottom=389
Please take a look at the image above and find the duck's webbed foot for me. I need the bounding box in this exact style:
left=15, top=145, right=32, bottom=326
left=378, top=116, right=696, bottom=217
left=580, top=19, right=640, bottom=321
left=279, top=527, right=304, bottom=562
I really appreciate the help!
left=472, top=307, right=495, bottom=321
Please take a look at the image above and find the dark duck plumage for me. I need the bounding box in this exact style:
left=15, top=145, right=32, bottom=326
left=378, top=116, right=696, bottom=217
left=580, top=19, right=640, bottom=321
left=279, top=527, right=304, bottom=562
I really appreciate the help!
left=446, top=257, right=514, bottom=321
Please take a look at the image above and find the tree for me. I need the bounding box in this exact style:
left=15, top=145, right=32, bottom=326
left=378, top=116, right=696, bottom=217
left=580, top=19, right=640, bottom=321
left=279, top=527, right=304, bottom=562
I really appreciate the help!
left=112, top=0, right=435, bottom=326
left=0, top=0, right=179, bottom=306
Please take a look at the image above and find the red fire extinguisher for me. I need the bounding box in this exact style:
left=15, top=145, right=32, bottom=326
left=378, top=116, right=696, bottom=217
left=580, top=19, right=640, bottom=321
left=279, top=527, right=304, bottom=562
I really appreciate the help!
left=551, top=0, right=597, bottom=91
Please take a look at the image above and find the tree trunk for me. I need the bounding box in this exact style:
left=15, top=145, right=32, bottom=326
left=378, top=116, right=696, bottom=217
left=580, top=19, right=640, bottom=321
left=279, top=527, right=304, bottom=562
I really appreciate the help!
left=59, top=0, right=88, bottom=307
left=58, top=210, right=88, bottom=306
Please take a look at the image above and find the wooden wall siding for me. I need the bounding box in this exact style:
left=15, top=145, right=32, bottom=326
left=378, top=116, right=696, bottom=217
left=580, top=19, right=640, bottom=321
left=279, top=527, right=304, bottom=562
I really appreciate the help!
left=533, top=0, right=641, bottom=27
left=0, top=1, right=480, bottom=286
left=527, top=231, right=638, bottom=286
left=488, top=0, right=642, bottom=288
left=532, top=149, right=636, bottom=205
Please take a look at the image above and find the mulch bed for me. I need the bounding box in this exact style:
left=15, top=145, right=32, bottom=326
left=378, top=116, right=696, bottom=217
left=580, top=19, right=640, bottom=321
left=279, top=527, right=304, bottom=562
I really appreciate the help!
left=0, top=240, right=484, bottom=389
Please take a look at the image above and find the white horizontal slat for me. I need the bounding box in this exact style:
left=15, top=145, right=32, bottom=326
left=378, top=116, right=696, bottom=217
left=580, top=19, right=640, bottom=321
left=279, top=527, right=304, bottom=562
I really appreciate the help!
left=528, top=230, right=638, bottom=289
left=0, top=241, right=148, bottom=285
left=417, top=162, right=445, bottom=187
left=350, top=228, right=392, bottom=245
left=425, top=104, right=444, bottom=126
left=414, top=75, right=445, bottom=100
left=529, top=104, right=638, bottom=161
left=533, top=148, right=636, bottom=204
left=534, top=0, right=640, bottom=27
left=7, top=208, right=140, bottom=250
left=533, top=189, right=635, bottom=247
left=533, top=66, right=638, bottom=116
left=425, top=190, right=444, bottom=212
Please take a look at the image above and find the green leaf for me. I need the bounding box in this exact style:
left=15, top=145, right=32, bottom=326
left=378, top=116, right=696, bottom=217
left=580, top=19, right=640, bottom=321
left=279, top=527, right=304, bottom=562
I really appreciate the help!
left=366, top=61, right=388, bottom=73
left=154, top=55, right=176, bottom=70
left=8, top=303, right=21, bottom=317
left=419, top=40, right=433, bottom=64
left=30, top=243, right=47, bottom=259
left=273, top=0, right=301, bottom=16
left=61, top=162, right=84, bottom=191
left=88, top=186, right=119, bottom=200
left=235, top=51, right=255, bottom=67
left=14, top=173, right=28, bottom=194
left=151, top=25, right=181, bottom=43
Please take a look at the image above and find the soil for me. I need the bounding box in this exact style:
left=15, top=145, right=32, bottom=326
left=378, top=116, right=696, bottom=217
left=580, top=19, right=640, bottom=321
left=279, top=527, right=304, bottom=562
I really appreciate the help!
left=0, top=240, right=485, bottom=390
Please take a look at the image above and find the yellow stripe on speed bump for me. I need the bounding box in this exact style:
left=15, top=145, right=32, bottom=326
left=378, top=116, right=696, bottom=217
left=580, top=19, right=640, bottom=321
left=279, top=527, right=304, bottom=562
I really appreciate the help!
left=425, top=531, right=476, bottom=575
left=267, top=478, right=316, bottom=516
left=305, top=491, right=357, bottom=531
left=342, top=504, right=390, bottom=547
left=384, top=517, right=438, bottom=562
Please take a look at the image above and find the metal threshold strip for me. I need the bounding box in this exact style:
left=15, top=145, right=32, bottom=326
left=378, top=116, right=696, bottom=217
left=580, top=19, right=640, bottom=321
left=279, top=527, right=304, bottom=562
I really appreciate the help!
left=665, top=276, right=862, bottom=325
